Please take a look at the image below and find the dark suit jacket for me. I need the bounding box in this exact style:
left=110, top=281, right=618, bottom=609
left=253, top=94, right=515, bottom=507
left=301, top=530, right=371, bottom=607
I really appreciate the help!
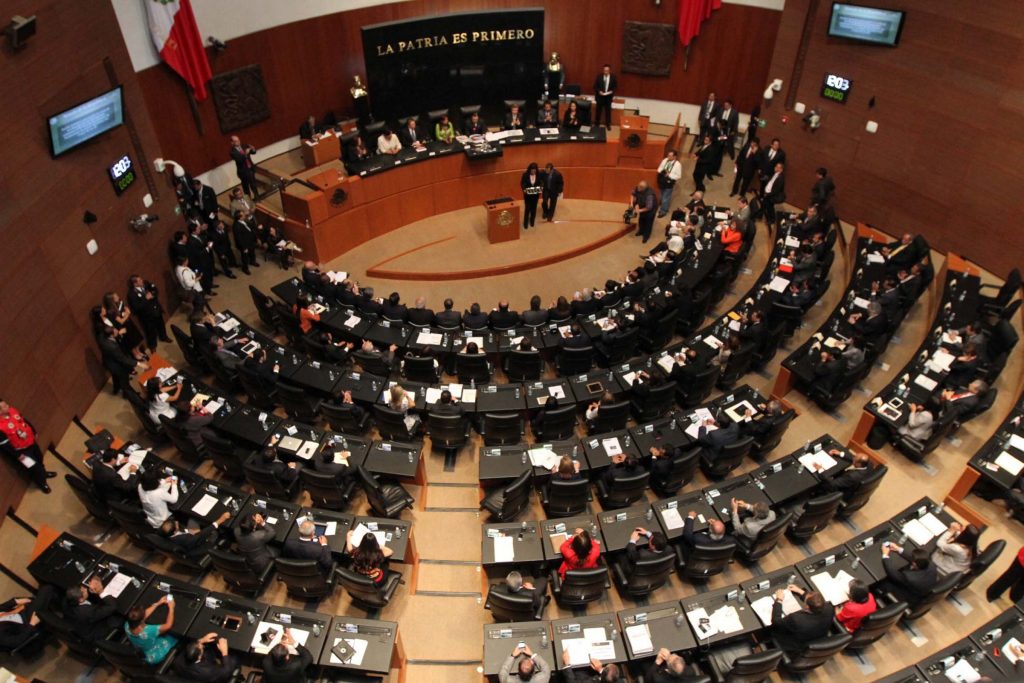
left=854, top=312, right=889, bottom=340
left=407, top=308, right=435, bottom=326
left=811, top=176, right=835, bottom=205
left=463, top=311, right=488, bottom=329
left=170, top=525, right=219, bottom=560
left=434, top=310, right=462, bottom=328
left=682, top=516, right=731, bottom=549
left=696, top=422, right=739, bottom=458
left=381, top=302, right=408, bottom=320
left=232, top=219, right=257, bottom=250
left=535, top=110, right=558, bottom=126
left=193, top=185, right=218, bottom=220
left=735, top=143, right=763, bottom=179
left=230, top=145, right=255, bottom=174
left=299, top=121, right=319, bottom=141
left=823, top=465, right=874, bottom=500
left=67, top=596, right=120, bottom=638
left=234, top=524, right=277, bottom=572
left=98, top=335, right=136, bottom=375
left=571, top=298, right=600, bottom=317
left=522, top=309, right=549, bottom=326
left=282, top=537, right=333, bottom=576
left=261, top=644, right=313, bottom=683
left=593, top=73, right=618, bottom=95
left=173, top=649, right=238, bottom=683
left=882, top=551, right=939, bottom=604
left=398, top=126, right=421, bottom=147
left=945, top=357, right=978, bottom=389
left=92, top=462, right=137, bottom=502
left=542, top=169, right=564, bottom=196
left=245, top=453, right=298, bottom=485
left=503, top=112, right=526, bottom=130
left=762, top=147, right=786, bottom=173
left=813, top=356, right=846, bottom=392
left=699, top=100, right=721, bottom=126
left=313, top=456, right=355, bottom=480
left=718, top=107, right=739, bottom=136
left=489, top=309, right=520, bottom=329
left=771, top=600, right=834, bottom=652
left=763, top=172, right=786, bottom=204
left=127, top=284, right=164, bottom=322
left=625, top=541, right=666, bottom=572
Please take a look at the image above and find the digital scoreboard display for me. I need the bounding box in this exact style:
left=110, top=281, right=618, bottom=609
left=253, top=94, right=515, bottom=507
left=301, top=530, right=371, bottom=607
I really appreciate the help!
left=108, top=154, right=136, bottom=195
left=821, top=73, right=853, bottom=104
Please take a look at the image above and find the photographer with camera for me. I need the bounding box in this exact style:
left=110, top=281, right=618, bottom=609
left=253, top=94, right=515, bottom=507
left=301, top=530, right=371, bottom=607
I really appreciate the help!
left=629, top=180, right=657, bottom=244
left=655, top=150, right=682, bottom=218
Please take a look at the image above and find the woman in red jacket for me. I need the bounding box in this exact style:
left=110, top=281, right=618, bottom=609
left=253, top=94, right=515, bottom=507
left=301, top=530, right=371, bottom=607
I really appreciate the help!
left=836, top=579, right=877, bottom=632
left=719, top=218, right=744, bottom=255
left=558, top=528, right=601, bottom=579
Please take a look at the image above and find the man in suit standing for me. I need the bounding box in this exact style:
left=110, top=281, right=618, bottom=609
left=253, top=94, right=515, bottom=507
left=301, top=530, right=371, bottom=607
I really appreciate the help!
left=762, top=138, right=786, bottom=175
left=232, top=210, right=259, bottom=274
left=631, top=180, right=657, bottom=243
left=760, top=162, right=786, bottom=227
left=189, top=179, right=219, bottom=227
left=229, top=135, right=258, bottom=198
left=593, top=64, right=617, bottom=129
left=697, top=92, right=721, bottom=144
left=282, top=520, right=334, bottom=577
left=541, top=163, right=564, bottom=221
left=521, top=163, right=543, bottom=229
left=398, top=118, right=422, bottom=147
left=97, top=326, right=141, bottom=396
left=691, top=135, right=716, bottom=193
left=207, top=221, right=237, bottom=279
left=732, top=138, right=762, bottom=197
left=810, top=167, right=835, bottom=206
left=127, top=275, right=171, bottom=349
left=718, top=99, right=739, bottom=160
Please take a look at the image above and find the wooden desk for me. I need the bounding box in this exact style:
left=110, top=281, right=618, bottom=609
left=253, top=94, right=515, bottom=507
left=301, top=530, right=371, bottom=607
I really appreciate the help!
left=300, top=131, right=341, bottom=169
left=485, top=200, right=520, bottom=244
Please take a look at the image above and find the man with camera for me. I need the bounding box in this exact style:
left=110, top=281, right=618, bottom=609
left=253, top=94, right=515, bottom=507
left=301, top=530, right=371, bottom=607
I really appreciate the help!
left=655, top=150, right=682, bottom=218
left=629, top=180, right=657, bottom=244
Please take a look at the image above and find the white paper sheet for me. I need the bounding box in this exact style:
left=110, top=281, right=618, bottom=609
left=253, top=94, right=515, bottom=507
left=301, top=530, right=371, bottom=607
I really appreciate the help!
left=913, top=375, right=938, bottom=392
left=1009, top=434, right=1024, bottom=453
left=750, top=590, right=801, bottom=626
left=785, top=235, right=801, bottom=248
left=562, top=638, right=591, bottom=666
left=769, top=276, right=791, bottom=293
left=661, top=507, right=685, bottom=530
left=724, top=401, right=756, bottom=423
left=811, top=569, right=854, bottom=605
left=583, top=627, right=606, bottom=643
left=625, top=623, right=653, bottom=654
left=688, top=607, right=716, bottom=639
left=462, top=389, right=478, bottom=403
left=931, top=348, right=956, bottom=372
left=100, top=572, right=133, bottom=599
left=417, top=332, right=443, bottom=345
left=866, top=252, right=885, bottom=264
left=798, top=451, right=838, bottom=473
left=621, top=371, right=637, bottom=385
left=350, top=523, right=387, bottom=548
left=996, top=451, right=1024, bottom=476
left=547, top=385, right=566, bottom=399
left=901, top=518, right=935, bottom=546
left=686, top=422, right=715, bottom=440
left=343, top=315, right=362, bottom=329
left=203, top=399, right=224, bottom=415
left=192, top=494, right=218, bottom=516
left=329, top=636, right=368, bottom=665
left=251, top=623, right=310, bottom=655
left=710, top=605, right=744, bottom=634
left=602, top=438, right=623, bottom=456
left=425, top=388, right=442, bottom=404
left=589, top=640, right=616, bottom=660
left=1003, top=637, right=1022, bottom=664
left=943, top=658, right=981, bottom=683
left=919, top=512, right=949, bottom=537
left=703, top=335, right=724, bottom=350
left=853, top=297, right=870, bottom=309
left=657, top=355, right=677, bottom=373
left=493, top=536, right=515, bottom=563
left=528, top=448, right=560, bottom=469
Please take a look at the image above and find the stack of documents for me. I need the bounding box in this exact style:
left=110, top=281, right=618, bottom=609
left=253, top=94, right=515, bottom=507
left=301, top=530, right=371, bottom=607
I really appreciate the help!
left=660, top=507, right=685, bottom=530
left=602, top=438, right=623, bottom=456
left=493, top=536, right=515, bottom=563
left=528, top=448, right=560, bottom=469
left=750, top=589, right=801, bottom=625
left=350, top=523, right=386, bottom=546
left=624, top=623, right=653, bottom=654
left=561, top=627, right=616, bottom=666
left=810, top=569, right=856, bottom=605
left=798, top=450, right=838, bottom=472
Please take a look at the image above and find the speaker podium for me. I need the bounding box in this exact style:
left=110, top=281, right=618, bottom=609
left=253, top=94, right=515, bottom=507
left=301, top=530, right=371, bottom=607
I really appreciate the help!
left=484, top=197, right=520, bottom=244
left=618, top=114, right=649, bottom=167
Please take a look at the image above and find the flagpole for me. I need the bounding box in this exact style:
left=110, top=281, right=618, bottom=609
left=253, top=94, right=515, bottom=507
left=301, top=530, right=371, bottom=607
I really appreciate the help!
left=684, top=44, right=691, bottom=71
left=183, top=79, right=205, bottom=136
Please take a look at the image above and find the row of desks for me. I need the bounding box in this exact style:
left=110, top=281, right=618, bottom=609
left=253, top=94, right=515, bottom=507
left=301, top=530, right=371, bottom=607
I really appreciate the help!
left=480, top=497, right=959, bottom=674
left=27, top=531, right=403, bottom=677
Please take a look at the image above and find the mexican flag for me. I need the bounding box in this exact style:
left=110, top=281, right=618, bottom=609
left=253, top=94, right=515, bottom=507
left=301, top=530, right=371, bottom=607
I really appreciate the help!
left=146, top=0, right=212, bottom=100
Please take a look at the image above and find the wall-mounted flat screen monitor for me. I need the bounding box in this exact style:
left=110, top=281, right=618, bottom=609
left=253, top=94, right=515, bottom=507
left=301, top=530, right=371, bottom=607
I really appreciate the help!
left=828, top=3, right=905, bottom=46
left=48, top=86, right=124, bottom=158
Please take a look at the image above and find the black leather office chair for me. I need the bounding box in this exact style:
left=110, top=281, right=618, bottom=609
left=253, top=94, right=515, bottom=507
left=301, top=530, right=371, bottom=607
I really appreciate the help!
left=125, top=386, right=164, bottom=438
left=170, top=324, right=207, bottom=370
left=704, top=643, right=784, bottom=683
left=751, top=320, right=787, bottom=370
left=274, top=557, right=338, bottom=600
left=769, top=301, right=804, bottom=338
left=144, top=532, right=213, bottom=573
left=352, top=349, right=393, bottom=378
left=481, top=470, right=532, bottom=521
left=611, top=552, right=675, bottom=599
left=748, top=410, right=796, bottom=460
left=37, top=608, right=103, bottom=663
left=594, top=327, right=640, bottom=367
left=587, top=400, right=630, bottom=434
left=248, top=285, right=281, bottom=332
left=481, top=412, right=524, bottom=446
left=402, top=355, right=440, bottom=384
left=678, top=287, right=713, bottom=337
left=97, top=632, right=177, bottom=679
left=484, top=585, right=548, bottom=622
left=778, top=632, right=852, bottom=674
left=200, top=430, right=250, bottom=482
left=425, top=412, right=471, bottom=455
left=532, top=404, right=578, bottom=441
left=840, top=600, right=906, bottom=649
left=358, top=466, right=414, bottom=518
left=541, top=477, right=592, bottom=517
left=236, top=363, right=278, bottom=411
left=717, top=343, right=757, bottom=390
left=675, top=540, right=737, bottom=580
left=504, top=349, right=543, bottom=382
left=677, top=367, right=720, bottom=409
left=549, top=566, right=609, bottom=608
left=372, top=404, right=420, bottom=441
left=651, top=447, right=701, bottom=496
left=640, top=310, right=678, bottom=352
left=209, top=547, right=274, bottom=597
left=362, top=120, right=386, bottom=149
left=629, top=382, right=678, bottom=422
left=66, top=474, right=113, bottom=523
left=555, top=346, right=595, bottom=376
left=336, top=566, right=403, bottom=610
left=456, top=352, right=492, bottom=384
left=837, top=464, right=887, bottom=517
left=700, top=437, right=754, bottom=480
left=158, top=415, right=206, bottom=463
left=895, top=409, right=957, bottom=462
left=276, top=380, right=322, bottom=424
left=300, top=468, right=357, bottom=511
left=735, top=511, right=792, bottom=564
left=596, top=471, right=650, bottom=509
left=894, top=571, right=962, bottom=621
left=980, top=267, right=1021, bottom=318
left=108, top=499, right=156, bottom=550
left=786, top=492, right=844, bottom=542
left=243, top=460, right=299, bottom=500
left=954, top=539, right=1006, bottom=594
left=319, top=401, right=372, bottom=435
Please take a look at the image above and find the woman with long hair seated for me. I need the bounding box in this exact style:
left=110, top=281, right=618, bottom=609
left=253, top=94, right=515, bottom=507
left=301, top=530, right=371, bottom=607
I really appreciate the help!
left=145, top=377, right=181, bottom=423
left=932, top=522, right=981, bottom=576
left=557, top=528, right=601, bottom=578
left=836, top=579, right=877, bottom=632
left=435, top=114, right=455, bottom=144
left=346, top=529, right=393, bottom=585
left=550, top=454, right=582, bottom=481
left=293, top=292, right=321, bottom=334
left=124, top=595, right=177, bottom=664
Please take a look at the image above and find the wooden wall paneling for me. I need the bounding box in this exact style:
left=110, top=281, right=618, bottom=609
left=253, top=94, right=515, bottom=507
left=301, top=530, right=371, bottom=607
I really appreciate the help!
left=397, top=185, right=440, bottom=227
left=562, top=167, right=605, bottom=201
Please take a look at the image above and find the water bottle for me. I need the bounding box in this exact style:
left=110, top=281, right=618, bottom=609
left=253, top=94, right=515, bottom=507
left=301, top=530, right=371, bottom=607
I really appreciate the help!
left=934, top=502, right=944, bottom=514
left=610, top=627, right=618, bottom=641
left=540, top=630, right=549, bottom=648
left=851, top=556, right=861, bottom=570
left=521, top=452, right=528, bottom=464
left=521, top=520, right=528, bottom=532
left=246, top=611, right=256, bottom=624
left=471, top=378, right=476, bottom=389
left=645, top=508, right=653, bottom=522
left=407, top=451, right=413, bottom=463
left=787, top=573, right=797, bottom=586
left=313, top=622, right=322, bottom=637
left=674, top=613, right=685, bottom=628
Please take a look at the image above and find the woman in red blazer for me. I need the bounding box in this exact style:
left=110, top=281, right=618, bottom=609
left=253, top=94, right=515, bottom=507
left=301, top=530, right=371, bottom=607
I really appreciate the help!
left=558, top=529, right=601, bottom=579
left=836, top=579, right=877, bottom=632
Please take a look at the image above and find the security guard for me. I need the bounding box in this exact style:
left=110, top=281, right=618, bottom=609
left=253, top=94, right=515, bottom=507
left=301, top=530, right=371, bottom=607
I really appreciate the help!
left=0, top=400, right=55, bottom=494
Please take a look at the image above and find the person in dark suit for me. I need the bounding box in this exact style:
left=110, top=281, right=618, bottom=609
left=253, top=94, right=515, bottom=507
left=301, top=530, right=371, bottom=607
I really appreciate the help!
left=493, top=570, right=548, bottom=612
left=189, top=179, right=219, bottom=226
left=298, top=115, right=319, bottom=141
left=160, top=511, right=230, bottom=561
left=173, top=633, right=238, bottom=683
left=313, top=442, right=358, bottom=482
left=97, top=325, right=141, bottom=397
left=821, top=451, right=874, bottom=500
left=740, top=400, right=786, bottom=440
left=247, top=444, right=300, bottom=489
left=811, top=348, right=847, bottom=393
left=92, top=448, right=138, bottom=502
left=541, top=163, right=564, bottom=221
left=381, top=292, right=408, bottom=321
left=0, top=587, right=53, bottom=654
left=521, top=162, right=543, bottom=229
left=601, top=454, right=644, bottom=488
left=625, top=527, right=668, bottom=572
left=810, top=167, right=835, bottom=207
left=646, top=445, right=678, bottom=490
left=738, top=310, right=768, bottom=350
left=463, top=303, right=488, bottom=329
left=126, top=275, right=171, bottom=350
left=760, top=162, right=786, bottom=227
left=944, top=343, right=979, bottom=389
left=262, top=635, right=313, bottom=683
left=877, top=277, right=904, bottom=322
left=407, top=297, right=434, bottom=326
left=231, top=210, right=259, bottom=274
left=937, top=380, right=985, bottom=421
left=206, top=222, right=237, bottom=279
left=697, top=93, right=721, bottom=142
left=593, top=64, right=617, bottom=128
left=731, top=138, right=762, bottom=197
left=879, top=545, right=939, bottom=605
left=570, top=289, right=600, bottom=317
left=233, top=511, right=278, bottom=573
left=536, top=101, right=558, bottom=127
left=885, top=233, right=925, bottom=272
left=645, top=648, right=701, bottom=682
left=848, top=302, right=888, bottom=341
left=717, top=100, right=739, bottom=160
left=681, top=512, right=731, bottom=550
left=762, top=138, right=786, bottom=173
left=489, top=301, right=521, bottom=329
left=64, top=576, right=123, bottom=637
left=503, top=104, right=526, bottom=131
left=770, top=587, right=834, bottom=653
left=691, top=135, right=716, bottom=192
left=696, top=414, right=740, bottom=460
left=282, top=520, right=334, bottom=577
left=522, top=295, right=549, bottom=326
left=562, top=100, right=582, bottom=129
left=229, top=135, right=258, bottom=197
left=562, top=656, right=623, bottom=682
left=464, top=112, right=486, bottom=136
left=430, top=389, right=464, bottom=417
left=435, top=298, right=462, bottom=328
left=561, top=323, right=589, bottom=348
left=398, top=118, right=422, bottom=147
left=789, top=205, right=823, bottom=241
